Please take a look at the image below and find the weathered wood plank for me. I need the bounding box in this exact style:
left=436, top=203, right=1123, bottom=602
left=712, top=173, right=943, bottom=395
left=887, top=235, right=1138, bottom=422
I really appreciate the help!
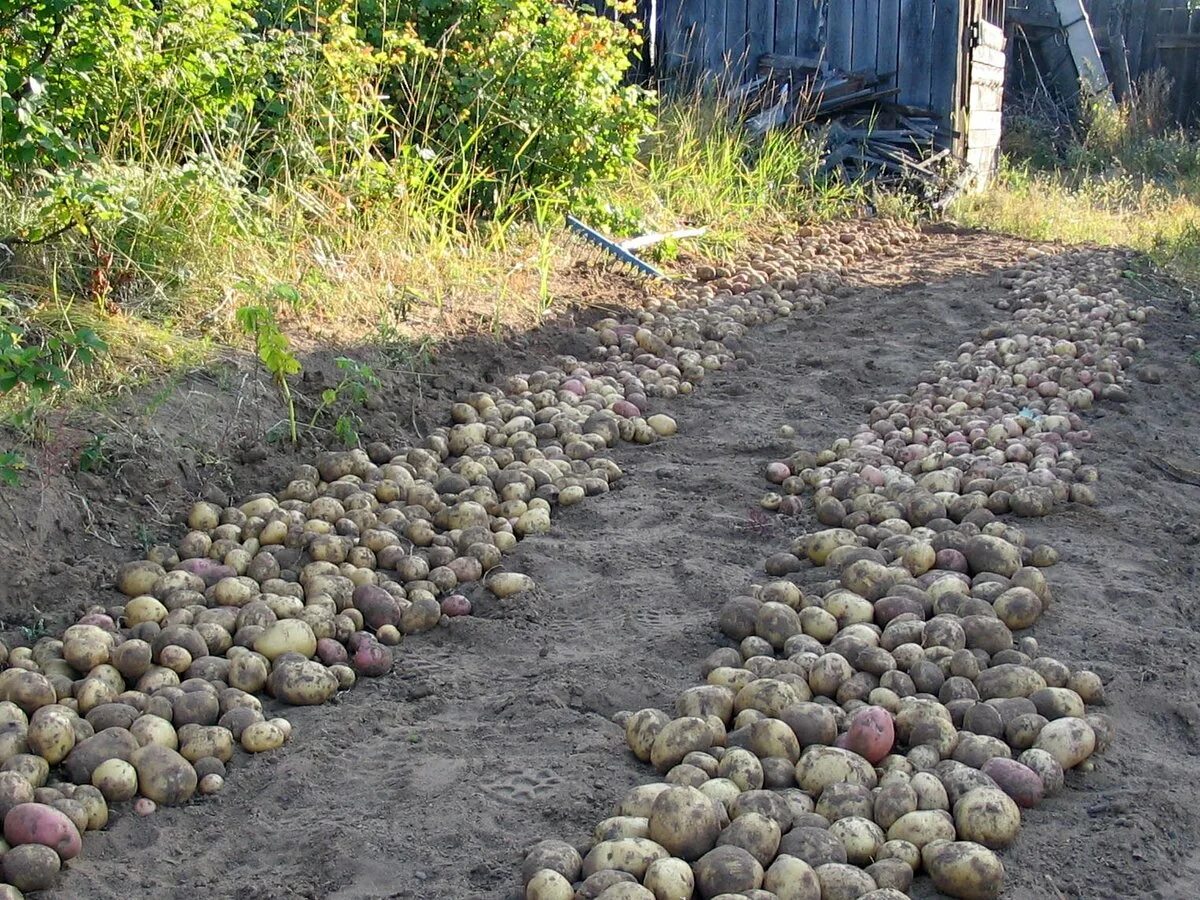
left=795, top=0, right=826, bottom=57
left=853, top=0, right=881, bottom=73
left=876, top=0, right=901, bottom=87
left=746, top=0, right=776, bottom=73
left=773, top=0, right=798, bottom=58
left=929, top=0, right=959, bottom=126
left=723, top=0, right=749, bottom=78
left=827, top=0, right=854, bottom=70
left=1125, top=0, right=1148, bottom=76
left=897, top=0, right=934, bottom=110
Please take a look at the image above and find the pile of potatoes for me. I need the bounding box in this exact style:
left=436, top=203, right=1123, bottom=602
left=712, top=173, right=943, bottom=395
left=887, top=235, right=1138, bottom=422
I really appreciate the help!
left=0, top=221, right=919, bottom=895
left=761, top=250, right=1145, bottom=526
left=522, top=249, right=1139, bottom=900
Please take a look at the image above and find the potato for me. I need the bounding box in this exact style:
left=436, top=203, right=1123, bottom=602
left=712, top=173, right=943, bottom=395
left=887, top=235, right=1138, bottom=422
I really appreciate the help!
left=1066, top=670, right=1105, bottom=705
left=877, top=838, right=920, bottom=870
left=6, top=673, right=56, bottom=715
left=975, top=664, right=1046, bottom=700
left=253, top=620, right=317, bottom=661
left=840, top=705, right=894, bottom=764
left=925, top=840, right=1005, bottom=900
left=91, top=759, right=138, bottom=802
left=1, top=842, right=61, bottom=892
left=594, top=817, right=649, bottom=843
left=241, top=721, right=287, bottom=753
left=1033, top=717, right=1096, bottom=769
left=50, top=798, right=89, bottom=836
left=267, top=660, right=338, bottom=706
left=717, top=748, right=763, bottom=792
left=693, top=845, right=764, bottom=899
left=72, top=784, right=107, bottom=831
left=962, top=535, right=1021, bottom=577
left=763, top=854, right=820, bottom=900
left=62, top=626, right=112, bottom=673
left=776, top=827, right=846, bottom=868
left=886, top=809, right=955, bottom=848
left=980, top=758, right=1043, bottom=808
left=866, top=857, right=913, bottom=893
left=2, top=755, right=47, bottom=788
left=179, top=725, right=234, bottom=763
left=780, top=703, right=837, bottom=747
left=626, top=709, right=671, bottom=763
left=735, top=679, right=805, bottom=717
left=716, top=812, right=781, bottom=867
left=873, top=782, right=918, bottom=830
left=112, top=640, right=153, bottom=682
left=129, top=745, right=197, bottom=805
left=487, top=571, right=534, bottom=598
left=525, top=869, right=573, bottom=900
left=619, top=784, right=671, bottom=818
left=828, top=815, right=884, bottom=865
left=991, top=588, right=1042, bottom=630
left=117, top=560, right=166, bottom=597
left=748, top=718, right=800, bottom=763
left=814, top=862, right=877, bottom=900
left=647, top=786, right=720, bottom=861
left=794, top=746, right=877, bottom=794
left=1017, top=748, right=1065, bottom=797
left=0, top=772, right=34, bottom=820
left=62, top=727, right=138, bottom=784
left=953, top=787, right=1020, bottom=849
left=643, top=857, right=695, bottom=900
left=582, top=838, right=668, bottom=880
left=3, top=802, right=81, bottom=859
left=650, top=717, right=713, bottom=773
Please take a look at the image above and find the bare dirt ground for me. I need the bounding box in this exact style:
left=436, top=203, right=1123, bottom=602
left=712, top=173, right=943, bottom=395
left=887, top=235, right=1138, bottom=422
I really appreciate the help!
left=1, top=227, right=1197, bottom=899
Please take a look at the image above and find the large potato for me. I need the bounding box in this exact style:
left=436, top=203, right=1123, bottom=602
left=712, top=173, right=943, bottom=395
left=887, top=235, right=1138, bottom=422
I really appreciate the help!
left=647, top=786, right=720, bottom=861
left=886, top=809, right=956, bottom=848
left=26, top=707, right=75, bottom=765
left=3, top=802, right=82, bottom=859
left=828, top=816, right=884, bottom=865
left=62, top=727, right=138, bottom=784
left=814, top=862, right=877, bottom=900
left=267, top=660, right=338, bottom=706
left=626, top=710, right=671, bottom=763
left=795, top=746, right=877, bottom=794
left=129, top=745, right=197, bottom=805
left=980, top=758, right=1044, bottom=809
left=925, top=840, right=1005, bottom=900
left=253, top=620, right=317, bottom=661
left=1, top=842, right=61, bottom=892
left=777, top=828, right=847, bottom=868
left=953, top=788, right=1020, bottom=850
left=1033, top=717, right=1096, bottom=770
left=618, top=784, right=671, bottom=818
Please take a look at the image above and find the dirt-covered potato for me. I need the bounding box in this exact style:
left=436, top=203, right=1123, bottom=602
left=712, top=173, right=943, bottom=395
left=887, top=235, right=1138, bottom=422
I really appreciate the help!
left=794, top=746, right=877, bottom=794
left=814, top=862, right=877, bottom=900
left=1, top=841, right=61, bottom=892
left=618, top=784, right=671, bottom=818
left=717, top=748, right=764, bottom=792
left=877, top=838, right=920, bottom=870
left=925, top=840, right=1005, bottom=900
left=650, top=717, right=713, bottom=773
left=91, top=758, right=138, bottom=802
left=267, top=660, right=338, bottom=706
left=62, top=727, right=138, bottom=784
left=593, top=884, right=653, bottom=900
left=693, top=845, right=764, bottom=899
left=581, top=838, right=668, bottom=880
left=975, top=664, right=1046, bottom=700
left=780, top=702, right=837, bottom=747
left=642, top=857, right=695, bottom=900
left=522, top=838, right=583, bottom=885
left=777, top=828, right=847, bottom=868
left=953, top=787, right=1020, bottom=849
left=129, top=745, right=197, bottom=805
left=828, top=815, right=884, bottom=865
left=1033, top=717, right=1096, bottom=769
left=980, top=758, right=1044, bottom=808
left=1017, top=748, right=1065, bottom=797
left=179, top=725, right=234, bottom=764
left=72, top=784, right=108, bottom=831
left=886, top=809, right=956, bottom=848
left=866, top=857, right=913, bottom=893
left=873, top=781, right=918, bottom=830
left=646, top=785, right=721, bottom=861
left=763, top=854, right=821, bottom=900
left=593, top=817, right=649, bottom=843
left=716, top=812, right=781, bottom=867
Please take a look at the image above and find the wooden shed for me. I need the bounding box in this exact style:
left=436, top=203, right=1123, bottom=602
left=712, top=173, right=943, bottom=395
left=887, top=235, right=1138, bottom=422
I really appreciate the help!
left=601, top=0, right=1009, bottom=184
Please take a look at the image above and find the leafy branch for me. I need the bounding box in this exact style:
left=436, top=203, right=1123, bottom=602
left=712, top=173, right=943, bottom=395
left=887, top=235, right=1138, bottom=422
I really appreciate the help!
left=235, top=301, right=300, bottom=444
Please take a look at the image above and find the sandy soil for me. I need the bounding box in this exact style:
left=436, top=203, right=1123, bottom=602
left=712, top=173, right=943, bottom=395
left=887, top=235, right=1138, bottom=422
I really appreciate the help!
left=1, top=228, right=1196, bottom=899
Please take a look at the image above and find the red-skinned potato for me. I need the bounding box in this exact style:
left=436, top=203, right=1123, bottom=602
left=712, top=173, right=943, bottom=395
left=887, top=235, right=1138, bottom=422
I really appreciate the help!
left=4, top=802, right=82, bottom=860
left=838, top=706, right=894, bottom=764
left=350, top=640, right=393, bottom=677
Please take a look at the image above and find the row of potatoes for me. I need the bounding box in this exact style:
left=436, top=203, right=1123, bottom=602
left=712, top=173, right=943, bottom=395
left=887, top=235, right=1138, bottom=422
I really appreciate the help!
left=520, top=248, right=1139, bottom=899
left=0, top=222, right=922, bottom=895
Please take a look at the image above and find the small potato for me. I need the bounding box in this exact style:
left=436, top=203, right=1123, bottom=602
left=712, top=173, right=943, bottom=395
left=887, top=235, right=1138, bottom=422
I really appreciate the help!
left=643, top=857, right=695, bottom=900
left=877, top=839, right=920, bottom=870
left=925, top=840, right=1005, bottom=900
left=866, top=857, right=913, bottom=893
left=1, top=754, right=47, bottom=788
left=953, top=788, right=1020, bottom=850
left=717, top=748, right=763, bottom=792
left=763, top=853, right=821, bottom=900
left=828, top=815, right=884, bottom=866
left=91, top=759, right=138, bottom=802
left=776, top=828, right=846, bottom=868
left=1030, top=688, right=1085, bottom=721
